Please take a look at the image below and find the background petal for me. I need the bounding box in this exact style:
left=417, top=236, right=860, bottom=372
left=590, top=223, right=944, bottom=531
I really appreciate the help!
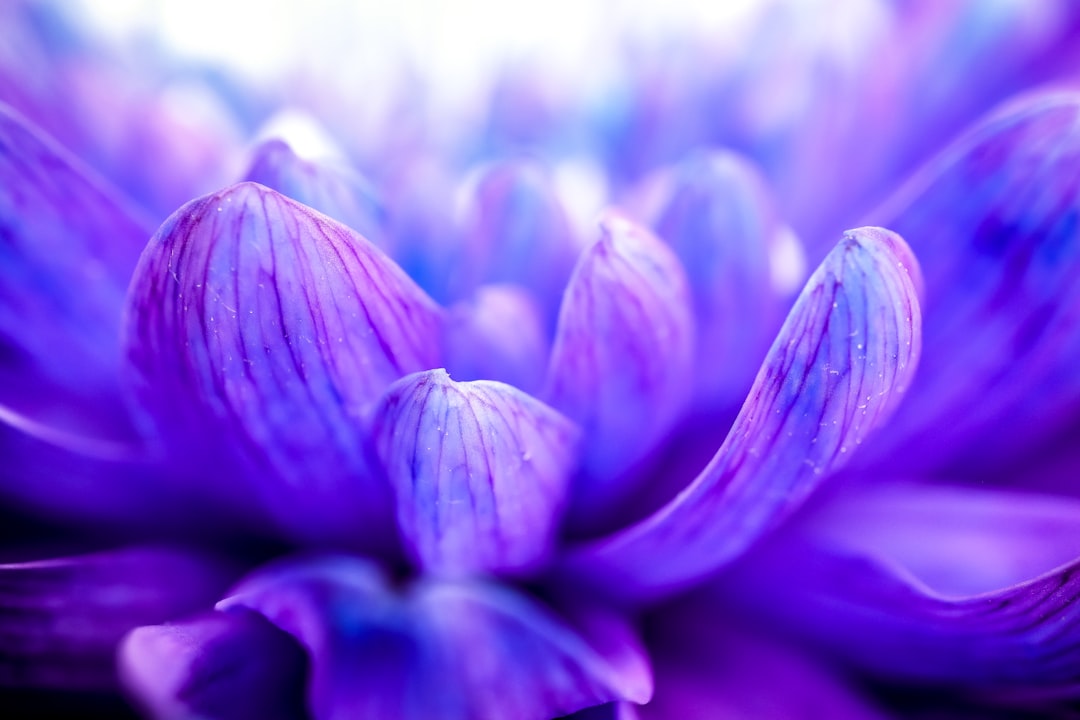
left=0, top=103, right=151, bottom=441
left=545, top=212, right=695, bottom=526
left=0, top=547, right=232, bottom=692
left=861, top=91, right=1080, bottom=475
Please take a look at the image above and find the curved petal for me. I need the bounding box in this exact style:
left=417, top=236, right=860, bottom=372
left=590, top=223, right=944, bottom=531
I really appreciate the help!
left=442, top=284, right=550, bottom=394
left=244, top=138, right=388, bottom=253
left=370, top=369, right=578, bottom=576
left=123, top=182, right=444, bottom=544
left=544, top=212, right=695, bottom=521
left=0, top=547, right=233, bottom=691
left=120, top=609, right=309, bottom=720
left=630, top=150, right=800, bottom=410
left=453, top=158, right=578, bottom=322
left=564, top=227, right=922, bottom=602
left=0, top=102, right=151, bottom=439
left=726, top=482, right=1080, bottom=695
left=219, top=555, right=651, bottom=720
left=862, top=91, right=1080, bottom=472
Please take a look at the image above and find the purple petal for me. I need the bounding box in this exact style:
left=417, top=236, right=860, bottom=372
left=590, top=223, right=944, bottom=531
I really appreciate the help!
left=370, top=369, right=578, bottom=576
left=0, top=546, right=232, bottom=691
left=124, top=182, right=444, bottom=544
left=120, top=609, right=308, bottom=720
left=643, top=600, right=886, bottom=720
left=727, top=482, right=1080, bottom=694
left=443, top=284, right=550, bottom=394
left=862, top=91, right=1080, bottom=472
left=564, top=227, right=922, bottom=602
left=220, top=555, right=651, bottom=720
left=0, top=102, right=151, bottom=439
left=454, top=159, right=579, bottom=320
left=631, top=150, right=798, bottom=410
left=244, top=138, right=388, bottom=253
left=544, top=212, right=695, bottom=521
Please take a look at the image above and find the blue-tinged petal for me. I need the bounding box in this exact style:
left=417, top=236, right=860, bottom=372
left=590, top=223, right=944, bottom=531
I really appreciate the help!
left=725, top=482, right=1080, bottom=696
left=630, top=150, right=800, bottom=410
left=219, top=555, right=651, bottom=720
left=443, top=284, right=550, bottom=394
left=0, top=547, right=233, bottom=691
left=861, top=91, right=1080, bottom=472
left=415, top=582, right=652, bottom=717
left=642, top=599, right=886, bottom=720
left=545, top=212, right=695, bottom=523
left=370, top=369, right=578, bottom=576
left=123, top=182, right=445, bottom=544
left=0, top=102, right=152, bottom=439
left=120, top=609, right=308, bottom=720
left=244, top=138, right=388, bottom=253
left=563, top=227, right=922, bottom=602
left=453, top=159, right=579, bottom=321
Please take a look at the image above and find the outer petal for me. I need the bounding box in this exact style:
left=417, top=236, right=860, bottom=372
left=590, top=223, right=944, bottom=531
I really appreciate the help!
left=0, top=103, right=151, bottom=438
left=442, top=284, right=550, bottom=394
left=0, top=547, right=232, bottom=691
left=563, top=227, right=922, bottom=602
left=120, top=609, right=309, bottom=720
left=124, top=182, right=444, bottom=544
left=861, top=91, right=1080, bottom=472
left=726, top=482, right=1080, bottom=696
left=244, top=138, right=388, bottom=253
left=630, top=150, right=800, bottom=409
left=370, top=369, right=578, bottom=576
left=219, top=555, right=651, bottom=720
left=545, top=212, right=695, bottom=521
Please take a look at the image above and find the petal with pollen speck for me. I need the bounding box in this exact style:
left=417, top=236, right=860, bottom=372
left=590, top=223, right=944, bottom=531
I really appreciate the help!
left=124, top=182, right=444, bottom=545
left=564, top=227, right=922, bottom=602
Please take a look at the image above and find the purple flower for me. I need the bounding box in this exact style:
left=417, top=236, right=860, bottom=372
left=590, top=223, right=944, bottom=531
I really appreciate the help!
left=2, top=1, right=1080, bottom=718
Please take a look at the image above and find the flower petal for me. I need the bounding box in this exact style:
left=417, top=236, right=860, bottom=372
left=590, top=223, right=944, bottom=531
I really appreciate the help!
left=862, top=91, right=1080, bottom=471
left=0, top=102, right=151, bottom=438
left=219, top=555, right=651, bottom=720
left=630, top=150, right=800, bottom=409
left=442, top=284, right=550, bottom=394
left=726, top=482, right=1080, bottom=695
left=454, top=159, right=579, bottom=321
left=244, top=138, right=388, bottom=253
left=124, top=182, right=444, bottom=544
left=120, top=609, right=309, bottom=720
left=0, top=547, right=232, bottom=691
left=544, top=212, right=695, bottom=521
left=564, top=227, right=922, bottom=602
left=370, top=369, right=578, bottom=576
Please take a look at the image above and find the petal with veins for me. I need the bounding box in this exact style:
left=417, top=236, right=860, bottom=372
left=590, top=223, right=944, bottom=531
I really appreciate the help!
left=565, top=227, right=922, bottom=601
left=371, top=369, right=578, bottom=576
left=545, top=212, right=695, bottom=522
left=124, top=182, right=444, bottom=544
